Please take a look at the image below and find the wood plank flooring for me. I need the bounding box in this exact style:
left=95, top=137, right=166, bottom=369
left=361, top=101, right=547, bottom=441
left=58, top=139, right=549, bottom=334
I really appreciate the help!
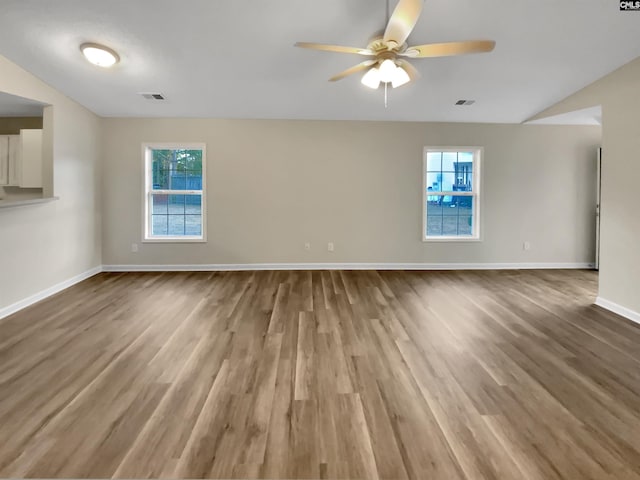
left=1, top=269, right=640, bottom=479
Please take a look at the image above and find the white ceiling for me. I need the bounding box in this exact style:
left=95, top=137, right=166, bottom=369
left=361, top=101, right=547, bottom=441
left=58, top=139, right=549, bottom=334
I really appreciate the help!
left=0, top=91, right=45, bottom=117
left=0, top=0, right=638, bottom=123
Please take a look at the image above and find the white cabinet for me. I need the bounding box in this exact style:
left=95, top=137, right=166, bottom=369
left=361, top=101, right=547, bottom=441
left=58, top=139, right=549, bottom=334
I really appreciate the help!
left=0, top=136, right=8, bottom=185
left=18, top=130, right=42, bottom=188
left=0, top=130, right=42, bottom=188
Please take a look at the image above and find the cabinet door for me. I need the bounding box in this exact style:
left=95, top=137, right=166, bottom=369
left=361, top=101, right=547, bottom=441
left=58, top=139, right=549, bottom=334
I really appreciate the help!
left=8, top=135, right=20, bottom=186
left=18, top=130, right=42, bottom=188
left=0, top=136, right=8, bottom=186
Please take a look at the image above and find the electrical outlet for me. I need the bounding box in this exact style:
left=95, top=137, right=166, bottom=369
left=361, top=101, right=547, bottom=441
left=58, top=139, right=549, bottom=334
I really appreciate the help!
left=523, top=241, right=531, bottom=251
left=328, top=242, right=334, bottom=252
left=131, top=243, right=139, bottom=253
left=304, top=242, right=311, bottom=251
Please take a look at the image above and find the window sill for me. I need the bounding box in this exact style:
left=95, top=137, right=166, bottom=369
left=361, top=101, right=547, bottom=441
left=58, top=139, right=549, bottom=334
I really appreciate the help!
left=423, top=236, right=482, bottom=243
left=143, top=237, right=206, bottom=244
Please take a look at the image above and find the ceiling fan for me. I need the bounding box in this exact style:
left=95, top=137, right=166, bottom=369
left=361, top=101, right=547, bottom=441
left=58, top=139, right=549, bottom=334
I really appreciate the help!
left=295, top=0, right=495, bottom=90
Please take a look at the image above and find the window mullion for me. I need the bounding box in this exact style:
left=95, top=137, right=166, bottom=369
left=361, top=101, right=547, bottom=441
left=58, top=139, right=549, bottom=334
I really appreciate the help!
left=436, top=191, right=474, bottom=196
left=152, top=189, right=202, bottom=195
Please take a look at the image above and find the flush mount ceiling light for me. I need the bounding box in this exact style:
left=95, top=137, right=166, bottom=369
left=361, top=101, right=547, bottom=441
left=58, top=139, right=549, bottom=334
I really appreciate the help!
left=80, top=43, right=119, bottom=67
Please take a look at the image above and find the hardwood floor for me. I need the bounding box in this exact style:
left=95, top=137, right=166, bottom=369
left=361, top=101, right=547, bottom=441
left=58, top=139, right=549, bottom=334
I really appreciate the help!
left=1, top=269, right=640, bottom=479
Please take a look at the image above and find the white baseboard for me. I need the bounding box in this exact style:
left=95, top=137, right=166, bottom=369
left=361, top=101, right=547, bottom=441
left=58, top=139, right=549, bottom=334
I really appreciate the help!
left=102, top=262, right=594, bottom=272
left=0, top=266, right=103, bottom=321
left=595, top=296, right=640, bottom=325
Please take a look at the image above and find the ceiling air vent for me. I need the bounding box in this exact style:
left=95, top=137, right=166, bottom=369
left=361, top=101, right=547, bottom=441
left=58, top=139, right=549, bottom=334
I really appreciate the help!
left=139, top=92, right=165, bottom=100
left=455, top=99, right=475, bottom=106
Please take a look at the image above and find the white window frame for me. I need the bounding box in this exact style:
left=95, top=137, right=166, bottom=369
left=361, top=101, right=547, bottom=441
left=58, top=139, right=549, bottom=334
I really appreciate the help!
left=142, top=143, right=207, bottom=243
left=422, top=146, right=482, bottom=242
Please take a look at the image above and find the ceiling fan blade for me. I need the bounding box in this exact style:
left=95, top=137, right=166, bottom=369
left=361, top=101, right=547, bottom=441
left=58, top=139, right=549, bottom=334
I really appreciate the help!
left=329, top=60, right=377, bottom=82
left=295, top=42, right=373, bottom=56
left=401, top=40, right=496, bottom=58
left=383, top=0, right=423, bottom=46
left=396, top=59, right=420, bottom=81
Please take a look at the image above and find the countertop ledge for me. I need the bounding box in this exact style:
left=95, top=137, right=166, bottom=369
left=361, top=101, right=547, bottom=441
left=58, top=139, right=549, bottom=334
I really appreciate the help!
left=0, top=196, right=59, bottom=209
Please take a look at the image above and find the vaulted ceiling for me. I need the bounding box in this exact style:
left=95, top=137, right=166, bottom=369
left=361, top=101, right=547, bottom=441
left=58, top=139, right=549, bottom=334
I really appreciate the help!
left=0, top=0, right=638, bottom=122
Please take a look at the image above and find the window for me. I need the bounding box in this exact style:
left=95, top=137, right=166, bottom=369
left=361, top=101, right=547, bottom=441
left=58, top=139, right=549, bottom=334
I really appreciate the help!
left=423, top=147, right=481, bottom=241
left=143, top=144, right=206, bottom=242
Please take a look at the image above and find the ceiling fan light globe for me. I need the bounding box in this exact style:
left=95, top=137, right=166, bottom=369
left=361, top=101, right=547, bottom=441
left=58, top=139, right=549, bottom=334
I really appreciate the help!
left=361, top=67, right=381, bottom=89
left=378, top=59, right=397, bottom=83
left=391, top=65, right=411, bottom=88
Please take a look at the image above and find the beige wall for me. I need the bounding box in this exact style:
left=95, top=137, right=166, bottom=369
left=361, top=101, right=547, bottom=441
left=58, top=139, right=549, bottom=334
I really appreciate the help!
left=531, top=56, right=640, bottom=315
left=102, top=118, right=600, bottom=266
left=598, top=61, right=640, bottom=314
left=0, top=55, right=102, bottom=311
left=600, top=92, right=640, bottom=313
